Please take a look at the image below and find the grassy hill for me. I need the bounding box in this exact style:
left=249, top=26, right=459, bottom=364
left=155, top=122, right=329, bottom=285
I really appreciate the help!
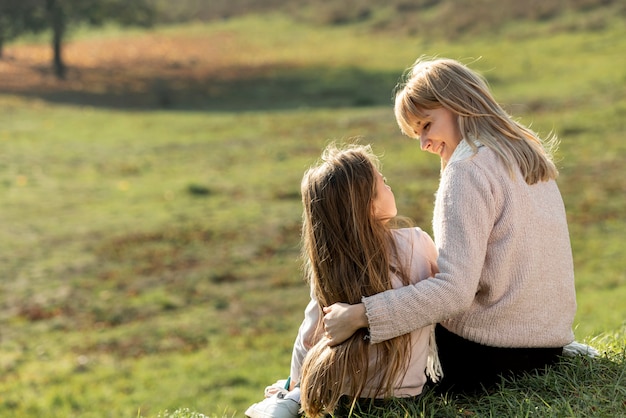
left=0, top=3, right=625, bottom=417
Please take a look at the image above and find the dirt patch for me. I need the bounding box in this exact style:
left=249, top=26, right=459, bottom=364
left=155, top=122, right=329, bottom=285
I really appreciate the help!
left=0, top=31, right=393, bottom=110
left=0, top=32, right=275, bottom=109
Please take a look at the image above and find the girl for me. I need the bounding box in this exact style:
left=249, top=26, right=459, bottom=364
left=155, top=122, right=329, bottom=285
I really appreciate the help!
left=246, top=143, right=441, bottom=418
left=322, top=57, right=579, bottom=394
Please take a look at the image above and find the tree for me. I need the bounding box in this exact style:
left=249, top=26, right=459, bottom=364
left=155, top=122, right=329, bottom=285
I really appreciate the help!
left=0, top=0, right=155, bottom=78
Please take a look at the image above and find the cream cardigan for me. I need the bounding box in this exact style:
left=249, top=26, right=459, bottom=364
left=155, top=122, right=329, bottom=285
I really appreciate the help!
left=363, top=140, right=576, bottom=348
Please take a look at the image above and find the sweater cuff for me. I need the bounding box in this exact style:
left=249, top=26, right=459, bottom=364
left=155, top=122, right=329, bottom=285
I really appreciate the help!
left=362, top=292, right=397, bottom=344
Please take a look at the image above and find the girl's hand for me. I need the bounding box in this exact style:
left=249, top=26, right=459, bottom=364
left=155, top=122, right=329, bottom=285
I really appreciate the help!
left=322, top=302, right=368, bottom=346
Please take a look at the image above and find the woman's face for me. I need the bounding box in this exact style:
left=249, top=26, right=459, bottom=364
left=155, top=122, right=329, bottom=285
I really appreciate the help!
left=372, top=170, right=397, bottom=222
left=412, top=107, right=462, bottom=163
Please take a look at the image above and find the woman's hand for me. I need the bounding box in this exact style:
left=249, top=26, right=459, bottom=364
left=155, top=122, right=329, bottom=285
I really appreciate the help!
left=322, top=302, right=368, bottom=347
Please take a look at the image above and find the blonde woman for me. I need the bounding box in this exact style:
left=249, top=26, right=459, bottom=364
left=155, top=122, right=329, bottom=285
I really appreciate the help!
left=246, top=143, right=441, bottom=418
left=322, top=58, right=580, bottom=394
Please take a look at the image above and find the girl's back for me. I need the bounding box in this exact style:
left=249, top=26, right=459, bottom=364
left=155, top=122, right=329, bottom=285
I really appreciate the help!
left=295, top=228, right=438, bottom=402
left=357, top=227, right=438, bottom=398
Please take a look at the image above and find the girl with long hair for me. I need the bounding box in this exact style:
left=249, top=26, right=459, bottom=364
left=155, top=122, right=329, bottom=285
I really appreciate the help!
left=246, top=143, right=441, bottom=418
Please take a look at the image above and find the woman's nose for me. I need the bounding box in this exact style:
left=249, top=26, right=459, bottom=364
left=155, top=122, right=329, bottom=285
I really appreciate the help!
left=419, top=135, right=431, bottom=151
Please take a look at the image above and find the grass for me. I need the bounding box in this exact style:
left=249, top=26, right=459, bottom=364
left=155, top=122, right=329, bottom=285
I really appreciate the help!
left=0, top=6, right=625, bottom=418
left=157, top=331, right=626, bottom=418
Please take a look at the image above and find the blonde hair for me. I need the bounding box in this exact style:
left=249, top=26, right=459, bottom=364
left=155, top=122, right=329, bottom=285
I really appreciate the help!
left=394, top=57, right=558, bottom=184
left=299, top=143, right=412, bottom=418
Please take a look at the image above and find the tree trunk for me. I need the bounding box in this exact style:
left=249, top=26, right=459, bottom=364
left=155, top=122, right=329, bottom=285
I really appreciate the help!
left=47, top=0, right=66, bottom=79
left=0, top=14, right=5, bottom=59
left=52, top=24, right=65, bottom=79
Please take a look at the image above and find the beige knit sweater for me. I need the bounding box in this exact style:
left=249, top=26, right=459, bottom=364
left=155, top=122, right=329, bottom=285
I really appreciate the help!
left=363, top=140, right=577, bottom=348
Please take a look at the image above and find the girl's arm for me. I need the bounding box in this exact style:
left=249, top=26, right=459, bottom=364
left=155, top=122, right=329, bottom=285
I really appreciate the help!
left=290, top=297, right=323, bottom=385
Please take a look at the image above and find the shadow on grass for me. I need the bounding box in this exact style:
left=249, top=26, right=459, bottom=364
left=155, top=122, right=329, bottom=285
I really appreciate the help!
left=2, top=62, right=402, bottom=111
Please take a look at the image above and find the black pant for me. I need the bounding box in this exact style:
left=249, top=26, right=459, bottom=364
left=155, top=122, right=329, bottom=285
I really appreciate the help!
left=434, top=324, right=563, bottom=394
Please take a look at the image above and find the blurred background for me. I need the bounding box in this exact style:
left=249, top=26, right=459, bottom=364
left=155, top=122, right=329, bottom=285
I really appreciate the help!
left=0, top=0, right=625, bottom=416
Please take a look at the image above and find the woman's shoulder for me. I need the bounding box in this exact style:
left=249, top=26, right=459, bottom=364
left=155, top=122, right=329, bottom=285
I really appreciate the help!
left=447, top=143, right=504, bottom=175
left=442, top=145, right=504, bottom=193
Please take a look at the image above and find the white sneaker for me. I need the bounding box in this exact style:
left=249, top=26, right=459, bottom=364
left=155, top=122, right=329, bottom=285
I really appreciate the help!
left=245, top=388, right=301, bottom=418
left=562, top=341, right=600, bottom=358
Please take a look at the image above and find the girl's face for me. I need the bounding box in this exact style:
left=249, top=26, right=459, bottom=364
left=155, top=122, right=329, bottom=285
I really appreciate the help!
left=372, top=170, right=397, bottom=222
left=413, top=107, right=462, bottom=163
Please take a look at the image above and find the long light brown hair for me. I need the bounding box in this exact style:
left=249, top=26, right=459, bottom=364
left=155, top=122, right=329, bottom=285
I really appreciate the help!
left=394, top=57, right=559, bottom=184
left=299, top=143, right=412, bottom=418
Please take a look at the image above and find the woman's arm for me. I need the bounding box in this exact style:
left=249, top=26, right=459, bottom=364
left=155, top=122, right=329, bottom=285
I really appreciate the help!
left=324, top=162, right=493, bottom=345
left=322, top=228, right=437, bottom=346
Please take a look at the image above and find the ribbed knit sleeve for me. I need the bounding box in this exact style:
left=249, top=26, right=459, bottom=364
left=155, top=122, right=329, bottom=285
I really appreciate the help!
left=363, top=228, right=437, bottom=341
left=364, top=159, right=491, bottom=343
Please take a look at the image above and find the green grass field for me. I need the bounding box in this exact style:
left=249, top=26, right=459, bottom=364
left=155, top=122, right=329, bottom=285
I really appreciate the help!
left=0, top=8, right=625, bottom=418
